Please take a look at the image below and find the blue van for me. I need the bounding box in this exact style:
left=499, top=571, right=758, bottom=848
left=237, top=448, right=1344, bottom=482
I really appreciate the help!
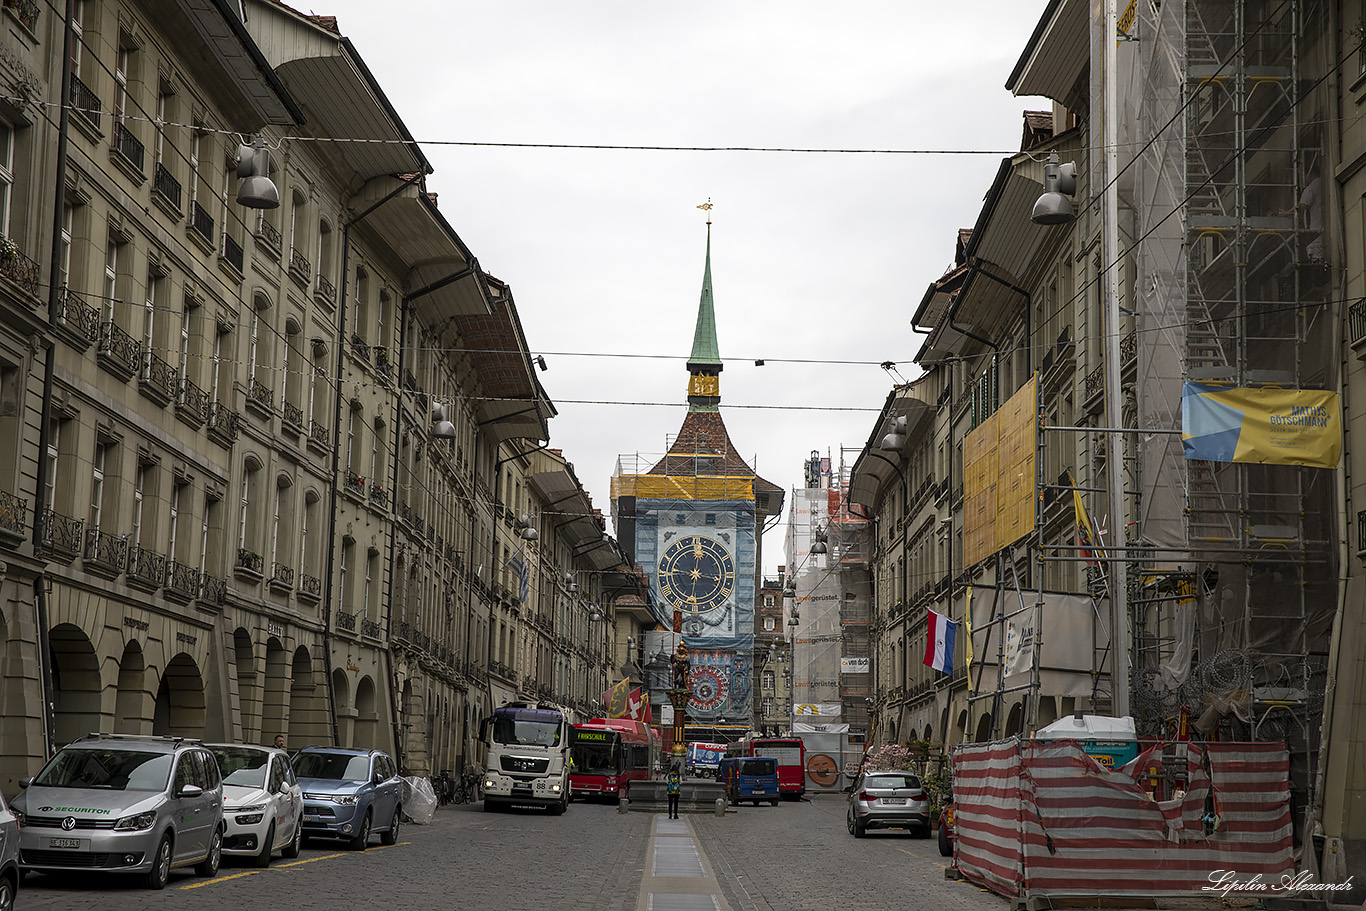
left=718, top=756, right=780, bottom=806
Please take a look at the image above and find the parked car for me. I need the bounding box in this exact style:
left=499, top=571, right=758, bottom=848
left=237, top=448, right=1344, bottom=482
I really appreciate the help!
left=846, top=770, right=931, bottom=838
left=938, top=789, right=955, bottom=856
left=12, top=733, right=224, bottom=889
left=717, top=757, right=780, bottom=806
left=207, top=744, right=303, bottom=867
left=292, top=746, right=401, bottom=850
left=0, top=783, right=20, bottom=910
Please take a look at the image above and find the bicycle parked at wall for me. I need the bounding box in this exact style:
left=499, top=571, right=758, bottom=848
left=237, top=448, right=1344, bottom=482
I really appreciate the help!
left=452, top=771, right=482, bottom=804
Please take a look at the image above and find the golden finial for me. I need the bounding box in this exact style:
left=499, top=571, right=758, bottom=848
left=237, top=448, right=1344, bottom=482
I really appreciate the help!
left=696, top=199, right=713, bottom=225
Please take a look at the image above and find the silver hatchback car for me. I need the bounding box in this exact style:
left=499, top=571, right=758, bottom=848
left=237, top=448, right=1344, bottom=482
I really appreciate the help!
left=12, top=733, right=224, bottom=889
left=846, top=770, right=932, bottom=838
left=0, top=786, right=19, bottom=911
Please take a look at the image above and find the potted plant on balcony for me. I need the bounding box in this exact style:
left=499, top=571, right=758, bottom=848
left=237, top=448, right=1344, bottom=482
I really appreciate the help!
left=0, top=235, right=18, bottom=271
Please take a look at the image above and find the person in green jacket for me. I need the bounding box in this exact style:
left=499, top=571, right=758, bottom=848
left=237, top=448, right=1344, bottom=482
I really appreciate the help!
left=666, top=766, right=682, bottom=819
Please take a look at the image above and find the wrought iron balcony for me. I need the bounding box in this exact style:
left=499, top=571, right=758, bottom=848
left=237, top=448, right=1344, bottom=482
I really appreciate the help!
left=336, top=610, right=357, bottom=632
left=98, top=321, right=141, bottom=377
left=38, top=508, right=82, bottom=557
left=282, top=400, right=303, bottom=428
left=208, top=401, right=241, bottom=444
left=127, top=545, right=165, bottom=589
left=1121, top=330, right=1136, bottom=364
left=1084, top=363, right=1105, bottom=400
left=166, top=560, right=200, bottom=600
left=58, top=287, right=100, bottom=345
left=235, top=547, right=263, bottom=574
left=315, top=274, right=336, bottom=306
left=370, top=484, right=388, bottom=509
left=248, top=377, right=274, bottom=410
left=270, top=562, right=295, bottom=589
left=222, top=233, right=244, bottom=274
left=177, top=378, right=210, bottom=425
left=3, top=0, right=39, bottom=30
left=0, top=237, right=40, bottom=296
left=84, top=527, right=128, bottom=573
left=346, top=470, right=366, bottom=495
left=255, top=218, right=282, bottom=253
left=350, top=335, right=370, bottom=361
left=69, top=72, right=100, bottom=128
left=308, top=420, right=329, bottom=448
left=200, top=572, right=226, bottom=605
left=361, top=618, right=382, bottom=638
left=112, top=122, right=144, bottom=173
left=153, top=162, right=181, bottom=210
left=0, top=489, right=26, bottom=536
left=374, top=348, right=392, bottom=378
left=191, top=201, right=214, bottom=243
left=141, top=351, right=178, bottom=402
left=289, top=248, right=311, bottom=283
left=300, top=574, right=322, bottom=600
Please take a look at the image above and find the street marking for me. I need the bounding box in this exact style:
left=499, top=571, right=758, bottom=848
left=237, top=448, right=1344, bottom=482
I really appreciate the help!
left=181, top=871, right=260, bottom=889
left=178, top=844, right=410, bottom=889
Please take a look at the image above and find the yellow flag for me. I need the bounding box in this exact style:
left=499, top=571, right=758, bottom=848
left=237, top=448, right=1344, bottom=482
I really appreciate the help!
left=603, top=679, right=630, bottom=718
left=965, top=585, right=974, bottom=693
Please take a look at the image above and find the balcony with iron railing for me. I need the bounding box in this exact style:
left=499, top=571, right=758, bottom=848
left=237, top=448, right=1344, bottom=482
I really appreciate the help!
left=308, top=419, right=329, bottom=449
left=315, top=274, right=335, bottom=307
left=336, top=610, right=357, bottom=632
left=126, top=545, right=165, bottom=590
left=152, top=162, right=182, bottom=211
left=370, top=484, right=389, bottom=509
left=235, top=547, right=263, bottom=577
left=0, top=489, right=25, bottom=539
left=282, top=400, right=304, bottom=430
left=255, top=218, right=282, bottom=255
left=69, top=72, right=100, bottom=128
left=207, top=401, right=241, bottom=446
left=112, top=121, right=145, bottom=174
left=190, top=201, right=214, bottom=244
left=3, top=0, right=39, bottom=30
left=374, top=348, right=392, bottom=379
left=98, top=321, right=141, bottom=379
left=84, top=527, right=127, bottom=575
left=269, top=562, right=294, bottom=590
left=199, top=572, right=226, bottom=606
left=140, top=351, right=178, bottom=404
left=58, top=287, right=100, bottom=347
left=288, top=248, right=311, bottom=285
left=350, top=334, right=370, bottom=362
left=166, top=560, right=200, bottom=601
left=177, top=378, right=210, bottom=426
left=38, top=508, right=82, bottom=558
left=1084, top=363, right=1105, bottom=402
left=361, top=618, right=382, bottom=638
left=300, top=573, right=323, bottom=601
left=0, top=237, right=41, bottom=298
left=247, top=377, right=274, bottom=413
left=221, top=233, right=244, bottom=275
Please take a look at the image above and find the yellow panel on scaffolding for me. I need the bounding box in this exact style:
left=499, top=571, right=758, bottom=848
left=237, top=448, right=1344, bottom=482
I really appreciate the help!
left=609, top=474, right=756, bottom=501
left=962, top=376, right=1038, bottom=566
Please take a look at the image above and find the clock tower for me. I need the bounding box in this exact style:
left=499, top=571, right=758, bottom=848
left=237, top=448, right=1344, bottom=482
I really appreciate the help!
left=611, top=216, right=784, bottom=730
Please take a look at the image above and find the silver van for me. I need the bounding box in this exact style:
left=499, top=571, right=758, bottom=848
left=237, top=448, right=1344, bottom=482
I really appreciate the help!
left=12, top=733, right=224, bottom=889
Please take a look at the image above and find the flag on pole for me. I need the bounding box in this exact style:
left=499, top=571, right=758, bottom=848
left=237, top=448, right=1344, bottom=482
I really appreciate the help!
left=924, top=609, right=956, bottom=674
left=603, top=679, right=630, bottom=718
left=627, top=687, right=652, bottom=724
left=506, top=552, right=530, bottom=602
left=1068, top=470, right=1103, bottom=568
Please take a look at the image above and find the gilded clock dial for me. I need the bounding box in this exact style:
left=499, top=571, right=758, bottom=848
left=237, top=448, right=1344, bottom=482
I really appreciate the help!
left=658, top=535, right=736, bottom=614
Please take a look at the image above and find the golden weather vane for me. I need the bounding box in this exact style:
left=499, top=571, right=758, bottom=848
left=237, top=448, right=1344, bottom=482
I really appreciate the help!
left=696, top=199, right=713, bottom=225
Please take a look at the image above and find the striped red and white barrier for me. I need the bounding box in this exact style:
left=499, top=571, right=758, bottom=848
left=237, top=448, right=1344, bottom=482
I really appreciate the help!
left=951, top=739, right=1293, bottom=901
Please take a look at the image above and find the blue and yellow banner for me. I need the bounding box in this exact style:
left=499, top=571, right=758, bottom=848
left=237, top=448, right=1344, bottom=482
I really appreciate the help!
left=1182, top=384, right=1341, bottom=468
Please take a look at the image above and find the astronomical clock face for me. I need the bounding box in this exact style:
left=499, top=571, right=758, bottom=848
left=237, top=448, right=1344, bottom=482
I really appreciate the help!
left=658, top=535, right=736, bottom=622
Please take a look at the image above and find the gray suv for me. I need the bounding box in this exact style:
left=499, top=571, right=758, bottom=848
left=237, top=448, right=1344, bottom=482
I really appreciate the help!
left=13, top=733, right=224, bottom=889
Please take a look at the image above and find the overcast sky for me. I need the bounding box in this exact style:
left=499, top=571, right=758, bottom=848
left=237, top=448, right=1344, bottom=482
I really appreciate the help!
left=298, top=1, right=1049, bottom=575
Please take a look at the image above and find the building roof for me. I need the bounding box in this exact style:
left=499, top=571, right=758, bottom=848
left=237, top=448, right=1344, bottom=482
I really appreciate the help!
left=687, top=223, right=722, bottom=372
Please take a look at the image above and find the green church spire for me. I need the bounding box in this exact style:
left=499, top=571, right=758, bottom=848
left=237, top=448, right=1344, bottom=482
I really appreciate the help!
left=687, top=212, right=723, bottom=412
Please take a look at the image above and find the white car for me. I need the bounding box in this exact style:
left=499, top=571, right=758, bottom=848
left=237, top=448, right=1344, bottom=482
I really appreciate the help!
left=207, top=745, right=303, bottom=867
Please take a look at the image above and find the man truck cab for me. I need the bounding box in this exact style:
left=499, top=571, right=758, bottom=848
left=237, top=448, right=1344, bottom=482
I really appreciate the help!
left=480, top=703, right=570, bottom=815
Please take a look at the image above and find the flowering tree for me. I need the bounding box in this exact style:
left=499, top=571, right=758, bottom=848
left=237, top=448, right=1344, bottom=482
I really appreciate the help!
left=864, top=742, right=915, bottom=771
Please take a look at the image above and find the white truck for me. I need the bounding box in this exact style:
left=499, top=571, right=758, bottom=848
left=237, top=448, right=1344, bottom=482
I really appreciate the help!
left=479, top=702, right=570, bottom=814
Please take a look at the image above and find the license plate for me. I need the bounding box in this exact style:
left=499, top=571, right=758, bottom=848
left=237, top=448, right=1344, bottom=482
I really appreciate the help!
left=48, top=837, right=83, bottom=849
left=880, top=798, right=906, bottom=805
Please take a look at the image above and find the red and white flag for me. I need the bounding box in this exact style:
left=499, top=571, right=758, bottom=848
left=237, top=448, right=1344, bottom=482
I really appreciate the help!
left=626, top=687, right=652, bottom=724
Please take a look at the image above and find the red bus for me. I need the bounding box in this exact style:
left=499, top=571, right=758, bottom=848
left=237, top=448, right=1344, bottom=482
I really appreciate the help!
left=569, top=718, right=660, bottom=802
left=726, top=736, right=806, bottom=798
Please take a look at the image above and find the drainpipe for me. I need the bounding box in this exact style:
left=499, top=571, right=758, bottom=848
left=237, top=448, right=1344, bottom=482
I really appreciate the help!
left=31, top=0, right=77, bottom=759
left=382, top=297, right=409, bottom=769
left=321, top=173, right=425, bottom=746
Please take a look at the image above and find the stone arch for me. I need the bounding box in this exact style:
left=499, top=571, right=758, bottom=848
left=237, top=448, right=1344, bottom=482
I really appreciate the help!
left=50, top=622, right=102, bottom=745
left=153, top=653, right=205, bottom=737
left=261, top=637, right=288, bottom=745
left=1004, top=702, right=1024, bottom=737
left=114, top=640, right=150, bottom=733
left=233, top=627, right=260, bottom=743
left=923, top=723, right=933, bottom=743
left=289, top=646, right=326, bottom=746
left=1036, top=696, right=1059, bottom=730
left=973, top=713, right=994, bottom=744
left=333, top=668, right=354, bottom=745
left=954, top=710, right=968, bottom=745
left=354, top=675, right=378, bottom=749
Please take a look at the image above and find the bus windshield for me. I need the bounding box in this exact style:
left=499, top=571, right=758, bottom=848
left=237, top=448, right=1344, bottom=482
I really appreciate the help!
left=572, top=739, right=619, bottom=775
left=492, top=710, right=563, bottom=747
